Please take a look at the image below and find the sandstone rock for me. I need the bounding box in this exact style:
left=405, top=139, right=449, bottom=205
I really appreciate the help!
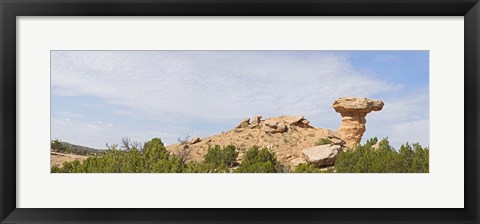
left=330, top=137, right=345, bottom=146
left=251, top=115, right=262, bottom=125
left=332, top=97, right=384, bottom=148
left=277, top=122, right=287, bottom=132
left=325, top=129, right=342, bottom=139
left=290, top=157, right=306, bottom=167
left=190, top=137, right=201, bottom=144
left=262, top=119, right=287, bottom=133
left=302, top=144, right=342, bottom=167
left=261, top=116, right=309, bottom=133
left=249, top=124, right=260, bottom=129
left=283, top=115, right=304, bottom=125
left=300, top=119, right=310, bottom=125
left=236, top=118, right=250, bottom=128
left=264, top=119, right=278, bottom=128
left=333, top=97, right=384, bottom=114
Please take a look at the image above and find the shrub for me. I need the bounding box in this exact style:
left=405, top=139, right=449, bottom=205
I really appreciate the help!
left=294, top=163, right=320, bottom=173
left=51, top=138, right=183, bottom=173
left=51, top=139, right=74, bottom=154
left=201, top=145, right=238, bottom=172
left=334, top=138, right=429, bottom=173
left=51, top=137, right=429, bottom=174
left=235, top=146, right=281, bottom=173
left=184, top=145, right=239, bottom=173
left=316, top=138, right=333, bottom=146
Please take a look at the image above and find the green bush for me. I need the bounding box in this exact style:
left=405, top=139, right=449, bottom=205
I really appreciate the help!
left=334, top=138, right=429, bottom=173
left=204, top=145, right=238, bottom=167
left=51, top=137, right=429, bottom=174
left=234, top=146, right=281, bottom=173
left=51, top=139, right=240, bottom=173
left=51, top=139, right=71, bottom=153
left=294, top=163, right=320, bottom=173
left=51, top=138, right=183, bottom=173
left=182, top=145, right=239, bottom=173
left=316, top=138, right=333, bottom=146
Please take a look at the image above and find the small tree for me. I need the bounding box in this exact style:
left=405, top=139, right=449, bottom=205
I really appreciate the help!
left=176, top=135, right=192, bottom=163
left=235, top=146, right=281, bottom=173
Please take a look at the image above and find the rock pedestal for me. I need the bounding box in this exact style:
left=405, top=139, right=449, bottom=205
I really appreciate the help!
left=332, top=97, right=384, bottom=148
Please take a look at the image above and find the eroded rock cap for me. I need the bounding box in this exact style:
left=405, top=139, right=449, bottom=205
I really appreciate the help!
left=332, top=97, right=384, bottom=114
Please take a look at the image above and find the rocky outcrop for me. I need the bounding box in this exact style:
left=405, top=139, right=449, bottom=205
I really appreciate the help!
left=332, top=97, right=384, bottom=148
left=261, top=115, right=311, bottom=133
left=251, top=115, right=262, bottom=125
left=235, top=115, right=312, bottom=134
left=235, top=118, right=250, bottom=129
left=302, top=144, right=342, bottom=167
left=190, top=137, right=201, bottom=144
left=289, top=157, right=307, bottom=167
left=262, top=119, right=287, bottom=133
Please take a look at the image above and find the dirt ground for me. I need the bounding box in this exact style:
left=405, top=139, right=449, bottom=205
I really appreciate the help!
left=50, top=152, right=88, bottom=168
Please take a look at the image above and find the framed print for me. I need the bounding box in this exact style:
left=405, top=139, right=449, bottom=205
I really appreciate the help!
left=1, top=0, right=479, bottom=223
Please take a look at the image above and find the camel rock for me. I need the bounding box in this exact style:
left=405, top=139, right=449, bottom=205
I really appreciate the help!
left=332, top=97, right=384, bottom=148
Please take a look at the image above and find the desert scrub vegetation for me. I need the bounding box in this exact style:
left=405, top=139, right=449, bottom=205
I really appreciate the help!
left=294, top=162, right=321, bottom=173
left=51, top=139, right=104, bottom=156
left=52, top=138, right=241, bottom=173
left=234, top=146, right=283, bottom=173
left=52, top=138, right=183, bottom=173
left=334, top=137, right=429, bottom=173
left=293, top=137, right=429, bottom=173
left=184, top=145, right=238, bottom=173
left=52, top=137, right=429, bottom=173
left=316, top=138, right=333, bottom=146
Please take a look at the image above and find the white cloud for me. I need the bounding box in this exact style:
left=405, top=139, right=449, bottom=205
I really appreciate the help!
left=364, top=89, right=429, bottom=149
left=51, top=117, right=185, bottom=149
left=51, top=51, right=400, bottom=121
left=51, top=51, right=427, bottom=149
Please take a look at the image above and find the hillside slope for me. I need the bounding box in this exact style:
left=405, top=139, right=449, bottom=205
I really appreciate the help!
left=167, top=115, right=344, bottom=167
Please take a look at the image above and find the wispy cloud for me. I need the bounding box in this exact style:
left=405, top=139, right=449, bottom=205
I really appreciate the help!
left=365, top=89, right=429, bottom=148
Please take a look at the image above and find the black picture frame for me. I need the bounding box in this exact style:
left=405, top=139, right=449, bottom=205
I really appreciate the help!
left=1, top=0, right=479, bottom=223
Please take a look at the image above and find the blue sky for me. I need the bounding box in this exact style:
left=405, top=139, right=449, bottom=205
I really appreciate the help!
left=51, top=50, right=429, bottom=149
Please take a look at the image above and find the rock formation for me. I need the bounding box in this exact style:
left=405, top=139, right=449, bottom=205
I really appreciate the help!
left=262, top=119, right=287, bottom=133
left=167, top=97, right=384, bottom=168
left=234, top=115, right=312, bottom=134
left=190, top=137, right=201, bottom=144
left=332, top=97, right=384, bottom=148
left=235, top=118, right=250, bottom=128
left=251, top=115, right=262, bottom=125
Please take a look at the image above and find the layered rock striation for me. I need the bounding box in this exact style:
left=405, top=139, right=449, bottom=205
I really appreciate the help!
left=332, top=97, right=384, bottom=148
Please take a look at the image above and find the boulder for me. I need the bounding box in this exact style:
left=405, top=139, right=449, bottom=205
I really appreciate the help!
left=262, top=120, right=287, bottom=133
left=330, top=137, right=345, bottom=146
left=264, top=119, right=278, bottom=128
left=251, top=115, right=262, bottom=125
left=190, top=137, right=201, bottom=144
left=277, top=122, right=287, bottom=132
left=235, top=118, right=250, bottom=128
left=283, top=115, right=305, bottom=125
left=302, top=144, right=342, bottom=167
left=300, top=119, right=310, bottom=126
left=290, top=157, right=307, bottom=167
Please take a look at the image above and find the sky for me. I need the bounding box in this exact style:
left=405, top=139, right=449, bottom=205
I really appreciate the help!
left=51, top=50, right=429, bottom=149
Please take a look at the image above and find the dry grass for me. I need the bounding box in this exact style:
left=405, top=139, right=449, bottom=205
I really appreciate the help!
left=50, top=152, right=88, bottom=168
